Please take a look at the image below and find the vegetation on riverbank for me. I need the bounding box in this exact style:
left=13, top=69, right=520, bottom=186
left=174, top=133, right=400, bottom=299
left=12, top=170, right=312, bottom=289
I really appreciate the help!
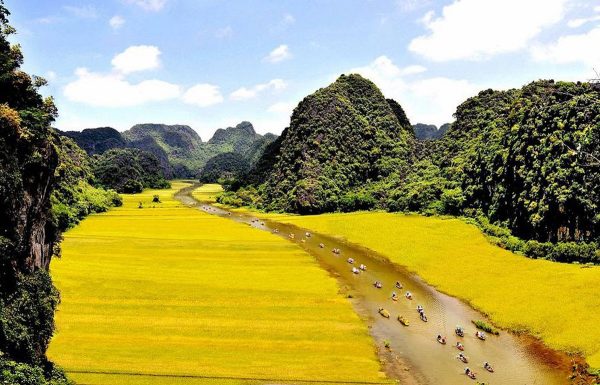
left=258, top=211, right=600, bottom=369
left=48, top=182, right=388, bottom=385
left=226, top=77, right=600, bottom=264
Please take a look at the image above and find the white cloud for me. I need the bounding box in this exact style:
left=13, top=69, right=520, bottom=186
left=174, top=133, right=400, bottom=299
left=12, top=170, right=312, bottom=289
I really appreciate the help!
left=531, top=26, right=600, bottom=67
left=182, top=84, right=224, bottom=107
left=215, top=26, right=233, bottom=39
left=264, top=44, right=292, bottom=63
left=409, top=0, right=570, bottom=61
left=111, top=45, right=161, bottom=74
left=567, top=15, right=600, bottom=28
left=64, top=68, right=180, bottom=107
left=63, top=5, right=98, bottom=19
left=350, top=56, right=479, bottom=126
left=126, top=0, right=167, bottom=12
left=109, top=15, right=125, bottom=30
left=230, top=79, right=287, bottom=101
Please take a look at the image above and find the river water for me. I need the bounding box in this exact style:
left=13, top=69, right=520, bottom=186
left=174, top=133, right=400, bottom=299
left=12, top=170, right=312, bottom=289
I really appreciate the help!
left=176, top=185, right=572, bottom=385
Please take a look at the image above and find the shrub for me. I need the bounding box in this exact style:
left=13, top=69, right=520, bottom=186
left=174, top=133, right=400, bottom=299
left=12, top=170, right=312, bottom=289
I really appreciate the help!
left=472, top=320, right=500, bottom=335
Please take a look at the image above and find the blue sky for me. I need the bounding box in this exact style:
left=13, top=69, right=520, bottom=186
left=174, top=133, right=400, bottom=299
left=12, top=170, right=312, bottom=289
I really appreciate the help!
left=6, top=0, right=600, bottom=138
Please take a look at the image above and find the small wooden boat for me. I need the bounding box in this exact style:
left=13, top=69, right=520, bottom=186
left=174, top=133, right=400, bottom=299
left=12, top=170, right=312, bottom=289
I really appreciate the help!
left=405, top=292, right=413, bottom=300
left=378, top=308, right=390, bottom=318
left=397, top=316, right=410, bottom=326
left=456, top=342, right=464, bottom=351
left=347, top=258, right=354, bottom=264
left=455, top=326, right=465, bottom=337
left=420, top=313, right=428, bottom=322
left=457, top=354, right=469, bottom=363
left=351, top=267, right=360, bottom=274
left=437, top=336, right=447, bottom=345
left=359, top=264, right=367, bottom=271
left=374, top=281, right=383, bottom=289
left=483, top=363, right=494, bottom=373
left=476, top=331, right=486, bottom=341
left=319, top=243, right=324, bottom=248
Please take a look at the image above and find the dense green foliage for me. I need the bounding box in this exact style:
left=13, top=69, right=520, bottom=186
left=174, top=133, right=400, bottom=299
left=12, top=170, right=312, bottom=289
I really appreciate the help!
left=255, top=74, right=415, bottom=213
left=63, top=122, right=277, bottom=178
left=229, top=76, right=599, bottom=263
left=199, top=152, right=249, bottom=184
left=50, top=134, right=121, bottom=232
left=0, top=2, right=71, bottom=383
left=91, top=148, right=170, bottom=193
left=443, top=81, right=599, bottom=244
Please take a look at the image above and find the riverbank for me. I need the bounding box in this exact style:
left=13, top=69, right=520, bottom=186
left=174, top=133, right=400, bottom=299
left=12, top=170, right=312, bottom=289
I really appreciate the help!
left=253, top=210, right=600, bottom=373
left=47, top=182, right=389, bottom=384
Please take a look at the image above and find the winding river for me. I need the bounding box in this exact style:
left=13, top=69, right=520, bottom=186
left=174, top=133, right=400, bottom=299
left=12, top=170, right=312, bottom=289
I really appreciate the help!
left=176, top=184, right=573, bottom=385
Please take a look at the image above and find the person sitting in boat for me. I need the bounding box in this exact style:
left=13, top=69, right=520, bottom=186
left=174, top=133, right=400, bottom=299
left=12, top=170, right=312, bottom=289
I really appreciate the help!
left=437, top=335, right=446, bottom=344
left=456, top=342, right=464, bottom=350
left=417, top=305, right=424, bottom=314
left=395, top=281, right=402, bottom=289
left=347, top=257, right=354, bottom=264
left=465, top=367, right=471, bottom=375
left=391, top=291, right=398, bottom=299
left=359, top=264, right=367, bottom=271
left=483, top=362, right=493, bottom=372
left=405, top=291, right=412, bottom=299
left=352, top=267, right=360, bottom=274
left=319, top=243, right=324, bottom=248
left=374, top=281, right=382, bottom=289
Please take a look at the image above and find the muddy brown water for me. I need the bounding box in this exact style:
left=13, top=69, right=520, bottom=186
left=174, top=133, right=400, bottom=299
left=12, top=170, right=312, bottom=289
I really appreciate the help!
left=176, top=185, right=573, bottom=385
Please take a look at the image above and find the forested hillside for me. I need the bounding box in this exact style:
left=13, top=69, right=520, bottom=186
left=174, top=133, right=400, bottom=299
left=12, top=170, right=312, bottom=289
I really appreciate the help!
left=63, top=122, right=277, bottom=178
left=92, top=148, right=170, bottom=193
left=0, top=4, right=71, bottom=383
left=242, top=74, right=415, bottom=213
left=51, top=134, right=122, bottom=231
left=226, top=76, right=599, bottom=263
left=437, top=81, right=599, bottom=259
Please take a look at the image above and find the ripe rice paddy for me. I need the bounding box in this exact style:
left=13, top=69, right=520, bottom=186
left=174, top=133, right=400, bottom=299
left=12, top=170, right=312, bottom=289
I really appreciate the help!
left=47, top=182, right=388, bottom=385
left=261, top=211, right=600, bottom=370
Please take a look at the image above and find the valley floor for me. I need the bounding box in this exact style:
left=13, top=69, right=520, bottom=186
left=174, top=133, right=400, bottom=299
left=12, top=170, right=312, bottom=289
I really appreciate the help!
left=258, top=209, right=600, bottom=370
left=47, top=182, right=388, bottom=385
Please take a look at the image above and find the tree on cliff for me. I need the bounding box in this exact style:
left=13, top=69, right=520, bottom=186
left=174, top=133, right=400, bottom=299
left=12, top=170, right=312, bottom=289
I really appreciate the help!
left=0, top=2, right=72, bottom=383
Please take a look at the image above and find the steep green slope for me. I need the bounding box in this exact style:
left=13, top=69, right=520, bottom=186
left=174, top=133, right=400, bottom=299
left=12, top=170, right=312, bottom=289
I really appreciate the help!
left=91, top=148, right=170, bottom=193
left=62, top=127, right=126, bottom=155
left=0, top=3, right=71, bottom=383
left=50, top=133, right=121, bottom=232
left=256, top=74, right=415, bottom=213
left=440, top=80, right=600, bottom=246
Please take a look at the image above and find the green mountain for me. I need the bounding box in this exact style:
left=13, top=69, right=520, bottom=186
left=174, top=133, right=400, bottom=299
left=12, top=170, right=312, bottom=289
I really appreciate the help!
left=61, top=122, right=277, bottom=178
left=413, top=123, right=451, bottom=140
left=252, top=74, right=415, bottom=213
left=440, top=80, right=600, bottom=246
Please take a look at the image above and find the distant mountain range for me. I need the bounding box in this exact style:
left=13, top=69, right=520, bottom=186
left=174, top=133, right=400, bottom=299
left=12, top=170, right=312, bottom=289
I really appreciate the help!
left=412, top=123, right=451, bottom=140
left=61, top=122, right=277, bottom=178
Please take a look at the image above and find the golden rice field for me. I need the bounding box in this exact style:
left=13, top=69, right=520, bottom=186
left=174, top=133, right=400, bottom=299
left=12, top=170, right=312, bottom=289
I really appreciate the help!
left=48, top=182, right=388, bottom=385
left=191, top=183, right=223, bottom=204
left=262, top=211, right=600, bottom=369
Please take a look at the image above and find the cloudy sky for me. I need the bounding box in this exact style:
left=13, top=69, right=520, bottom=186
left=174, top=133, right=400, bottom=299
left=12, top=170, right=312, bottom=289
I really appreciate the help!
left=7, top=0, right=600, bottom=138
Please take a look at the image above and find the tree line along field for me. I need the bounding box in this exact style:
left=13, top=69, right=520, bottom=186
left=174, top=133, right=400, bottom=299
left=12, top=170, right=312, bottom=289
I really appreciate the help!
left=259, top=211, right=600, bottom=370
left=47, top=182, right=389, bottom=385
